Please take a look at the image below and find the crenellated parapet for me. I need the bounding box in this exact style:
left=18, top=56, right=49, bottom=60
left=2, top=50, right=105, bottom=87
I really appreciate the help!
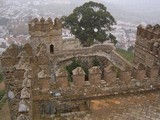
left=134, top=24, right=160, bottom=67
left=29, top=17, right=63, bottom=54
left=29, top=17, right=62, bottom=33
left=55, top=63, right=160, bottom=89
left=137, top=24, right=160, bottom=39
left=72, top=67, right=86, bottom=88
left=1, top=44, right=20, bottom=68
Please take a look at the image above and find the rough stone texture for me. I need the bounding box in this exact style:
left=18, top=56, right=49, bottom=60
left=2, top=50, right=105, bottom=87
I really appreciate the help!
left=1, top=44, right=19, bottom=67
left=119, top=70, right=132, bottom=83
left=29, top=17, right=63, bottom=54
left=56, top=68, right=68, bottom=88
left=20, top=87, right=30, bottom=99
left=72, top=67, right=86, bottom=88
left=17, top=114, right=30, bottom=120
left=147, top=67, right=159, bottom=80
left=89, top=66, right=102, bottom=85
left=104, top=66, right=117, bottom=84
left=134, top=24, right=160, bottom=67
left=22, top=78, right=31, bottom=88
left=53, top=91, right=160, bottom=120
left=18, top=100, right=30, bottom=113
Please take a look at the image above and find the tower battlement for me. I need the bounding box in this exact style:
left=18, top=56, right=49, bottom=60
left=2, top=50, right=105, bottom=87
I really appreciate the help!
left=137, top=24, right=160, bottom=39
left=28, top=17, right=63, bottom=54
left=28, top=17, right=62, bottom=32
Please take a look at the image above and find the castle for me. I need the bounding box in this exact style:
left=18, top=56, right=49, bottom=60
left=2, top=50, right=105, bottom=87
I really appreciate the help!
left=1, top=18, right=160, bottom=120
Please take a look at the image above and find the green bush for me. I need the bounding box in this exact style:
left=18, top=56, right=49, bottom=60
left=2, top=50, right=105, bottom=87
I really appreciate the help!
left=66, top=58, right=89, bottom=81
left=92, top=58, right=100, bottom=66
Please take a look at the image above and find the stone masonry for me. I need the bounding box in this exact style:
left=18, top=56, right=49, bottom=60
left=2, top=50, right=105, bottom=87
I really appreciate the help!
left=1, top=18, right=160, bottom=120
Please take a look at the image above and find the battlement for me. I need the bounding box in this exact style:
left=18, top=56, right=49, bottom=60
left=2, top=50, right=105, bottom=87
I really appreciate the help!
left=55, top=64, right=159, bottom=89
left=137, top=24, right=160, bottom=39
left=28, top=17, right=62, bottom=32
left=134, top=24, right=160, bottom=67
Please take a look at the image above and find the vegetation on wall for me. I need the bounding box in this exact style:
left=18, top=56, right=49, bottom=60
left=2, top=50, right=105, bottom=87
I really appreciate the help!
left=65, top=58, right=90, bottom=82
left=62, top=1, right=116, bottom=47
left=66, top=59, right=81, bottom=82
left=92, top=58, right=101, bottom=66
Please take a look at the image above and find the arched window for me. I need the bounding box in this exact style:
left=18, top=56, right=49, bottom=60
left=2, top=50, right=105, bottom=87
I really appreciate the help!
left=50, top=44, right=54, bottom=54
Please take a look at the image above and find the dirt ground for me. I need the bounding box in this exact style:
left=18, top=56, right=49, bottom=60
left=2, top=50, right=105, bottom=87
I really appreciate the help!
left=89, top=92, right=160, bottom=120
left=0, top=102, right=10, bottom=120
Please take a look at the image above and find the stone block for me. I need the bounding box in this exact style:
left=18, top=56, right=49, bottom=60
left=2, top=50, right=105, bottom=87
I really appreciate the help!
left=134, top=69, right=146, bottom=81
left=39, top=78, right=50, bottom=91
left=21, top=87, right=30, bottom=99
left=72, top=75, right=85, bottom=88
left=104, top=66, right=117, bottom=84
left=119, top=70, right=131, bottom=83
left=72, top=67, right=85, bottom=88
left=18, top=100, right=30, bottom=113
left=56, top=68, right=68, bottom=88
left=147, top=67, right=159, bottom=79
left=89, top=66, right=102, bottom=85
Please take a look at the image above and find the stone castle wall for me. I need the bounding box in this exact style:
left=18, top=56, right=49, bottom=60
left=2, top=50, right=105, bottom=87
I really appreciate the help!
left=55, top=64, right=159, bottom=89
left=134, top=24, right=160, bottom=67
left=1, top=18, right=160, bottom=120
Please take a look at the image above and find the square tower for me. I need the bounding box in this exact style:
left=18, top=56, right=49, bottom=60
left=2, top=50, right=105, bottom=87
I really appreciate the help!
left=28, top=17, right=63, bottom=54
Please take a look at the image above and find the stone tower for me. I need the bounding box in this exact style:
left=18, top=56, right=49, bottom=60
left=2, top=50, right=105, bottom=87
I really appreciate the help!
left=28, top=17, right=63, bottom=54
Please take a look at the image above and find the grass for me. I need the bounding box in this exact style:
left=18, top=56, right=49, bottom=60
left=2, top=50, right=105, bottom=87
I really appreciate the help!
left=0, top=90, right=5, bottom=100
left=0, top=74, right=3, bottom=83
left=0, top=90, right=6, bottom=110
left=116, top=48, right=134, bottom=63
left=0, top=95, right=6, bottom=110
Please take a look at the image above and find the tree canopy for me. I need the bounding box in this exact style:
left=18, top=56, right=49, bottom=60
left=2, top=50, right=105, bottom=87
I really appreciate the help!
left=62, top=1, right=117, bottom=47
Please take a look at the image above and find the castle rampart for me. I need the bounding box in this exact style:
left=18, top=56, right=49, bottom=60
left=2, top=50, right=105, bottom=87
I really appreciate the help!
left=1, top=18, right=160, bottom=120
left=134, top=24, right=160, bottom=67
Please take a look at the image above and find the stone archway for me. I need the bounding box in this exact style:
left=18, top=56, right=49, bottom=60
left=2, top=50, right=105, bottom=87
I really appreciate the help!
left=50, top=44, right=54, bottom=54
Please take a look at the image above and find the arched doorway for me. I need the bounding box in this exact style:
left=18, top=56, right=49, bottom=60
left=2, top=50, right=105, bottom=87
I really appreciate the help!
left=50, top=44, right=54, bottom=54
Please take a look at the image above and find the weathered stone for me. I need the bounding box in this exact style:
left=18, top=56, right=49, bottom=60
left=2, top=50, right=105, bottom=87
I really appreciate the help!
left=38, top=69, right=50, bottom=78
left=133, top=64, right=146, bottom=81
left=21, top=87, right=30, bottom=99
left=119, top=70, right=132, bottom=83
left=8, top=91, right=15, bottom=100
left=17, top=114, right=30, bottom=120
left=89, top=66, right=102, bottom=85
left=22, top=78, right=31, bottom=88
left=18, top=100, right=30, bottom=113
left=147, top=67, right=159, bottom=79
left=104, top=66, right=117, bottom=84
left=56, top=68, right=68, bottom=88
left=72, top=67, right=85, bottom=88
